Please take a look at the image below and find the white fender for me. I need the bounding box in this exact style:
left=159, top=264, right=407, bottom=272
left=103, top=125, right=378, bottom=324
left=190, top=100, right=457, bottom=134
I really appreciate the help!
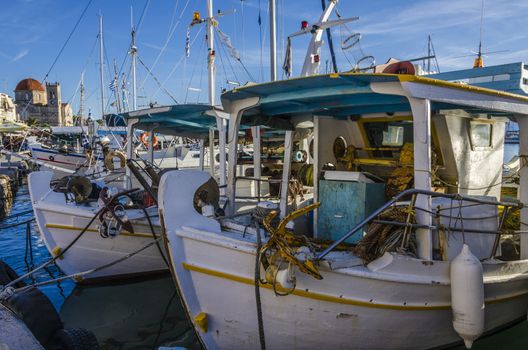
left=450, top=244, right=485, bottom=349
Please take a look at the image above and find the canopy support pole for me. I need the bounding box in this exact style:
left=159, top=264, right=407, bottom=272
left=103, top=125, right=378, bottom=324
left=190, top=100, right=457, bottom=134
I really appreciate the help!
left=252, top=126, right=261, bottom=198
left=279, top=130, right=294, bottom=219
left=409, top=97, right=433, bottom=261
left=147, top=130, right=154, bottom=164
left=518, top=117, right=528, bottom=258
left=313, top=117, right=320, bottom=237
left=209, top=127, right=215, bottom=175
left=226, top=97, right=260, bottom=215
left=199, top=139, right=205, bottom=171
left=125, top=119, right=137, bottom=190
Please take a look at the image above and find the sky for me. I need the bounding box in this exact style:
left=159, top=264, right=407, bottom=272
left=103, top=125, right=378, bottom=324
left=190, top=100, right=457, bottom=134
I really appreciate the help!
left=1, top=0, right=528, bottom=119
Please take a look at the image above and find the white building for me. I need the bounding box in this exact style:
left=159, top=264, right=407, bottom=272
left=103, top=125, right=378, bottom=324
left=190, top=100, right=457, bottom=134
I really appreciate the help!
left=0, top=93, right=17, bottom=122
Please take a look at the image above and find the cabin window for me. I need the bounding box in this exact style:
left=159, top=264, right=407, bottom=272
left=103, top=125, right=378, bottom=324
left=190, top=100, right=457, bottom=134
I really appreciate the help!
left=363, top=120, right=413, bottom=158
left=469, top=121, right=492, bottom=148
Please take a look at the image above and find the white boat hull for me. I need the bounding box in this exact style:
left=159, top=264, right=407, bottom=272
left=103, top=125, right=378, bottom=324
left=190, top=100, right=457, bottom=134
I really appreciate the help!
left=159, top=170, right=528, bottom=350
left=29, top=145, right=89, bottom=172
left=29, top=171, right=167, bottom=281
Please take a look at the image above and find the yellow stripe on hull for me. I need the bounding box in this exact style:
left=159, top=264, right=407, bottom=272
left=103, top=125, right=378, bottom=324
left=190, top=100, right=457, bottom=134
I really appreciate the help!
left=45, top=223, right=157, bottom=239
left=182, top=262, right=528, bottom=311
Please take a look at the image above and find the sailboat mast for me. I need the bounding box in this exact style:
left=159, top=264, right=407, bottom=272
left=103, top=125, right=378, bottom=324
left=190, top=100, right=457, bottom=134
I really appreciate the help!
left=207, top=0, right=215, bottom=105
left=99, top=15, right=105, bottom=118
left=269, top=0, right=277, bottom=81
left=130, top=7, right=138, bottom=111
left=79, top=72, right=85, bottom=119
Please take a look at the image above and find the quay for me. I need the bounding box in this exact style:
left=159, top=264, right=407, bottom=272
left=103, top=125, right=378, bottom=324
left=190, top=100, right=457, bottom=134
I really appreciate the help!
left=0, top=304, right=43, bottom=350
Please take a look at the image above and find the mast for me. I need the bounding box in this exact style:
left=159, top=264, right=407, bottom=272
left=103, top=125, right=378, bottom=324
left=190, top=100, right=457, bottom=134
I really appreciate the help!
left=269, top=0, right=277, bottom=81
left=99, top=15, right=105, bottom=118
left=206, top=0, right=215, bottom=105
left=79, top=72, right=85, bottom=120
left=113, top=59, right=122, bottom=113
left=130, top=7, right=138, bottom=111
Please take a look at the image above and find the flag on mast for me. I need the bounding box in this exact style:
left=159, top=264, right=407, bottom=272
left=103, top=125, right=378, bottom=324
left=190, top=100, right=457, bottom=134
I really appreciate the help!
left=282, top=37, right=293, bottom=78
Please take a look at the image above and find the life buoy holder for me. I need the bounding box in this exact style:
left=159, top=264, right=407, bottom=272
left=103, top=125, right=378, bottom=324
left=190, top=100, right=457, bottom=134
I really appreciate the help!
left=104, top=150, right=126, bottom=171
left=140, top=132, right=158, bottom=148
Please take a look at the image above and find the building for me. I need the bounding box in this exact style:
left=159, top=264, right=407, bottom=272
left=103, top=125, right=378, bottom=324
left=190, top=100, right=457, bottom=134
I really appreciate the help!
left=0, top=93, right=17, bottom=122
left=14, top=78, right=73, bottom=126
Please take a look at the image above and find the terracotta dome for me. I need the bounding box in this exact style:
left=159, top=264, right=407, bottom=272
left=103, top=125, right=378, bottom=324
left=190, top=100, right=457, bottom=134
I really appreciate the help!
left=15, top=78, right=45, bottom=92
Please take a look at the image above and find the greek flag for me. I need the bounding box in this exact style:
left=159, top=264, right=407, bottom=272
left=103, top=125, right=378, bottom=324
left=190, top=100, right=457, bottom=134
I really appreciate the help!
left=109, top=77, right=118, bottom=92
left=185, top=27, right=191, bottom=57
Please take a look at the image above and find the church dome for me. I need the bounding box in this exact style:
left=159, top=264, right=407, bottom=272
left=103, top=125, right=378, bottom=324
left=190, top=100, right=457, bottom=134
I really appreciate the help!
left=15, top=78, right=45, bottom=92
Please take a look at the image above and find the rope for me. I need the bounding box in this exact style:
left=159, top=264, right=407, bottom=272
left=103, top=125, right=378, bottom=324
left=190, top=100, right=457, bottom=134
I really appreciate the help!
left=137, top=55, right=179, bottom=104
left=1, top=188, right=138, bottom=289
left=12, top=238, right=161, bottom=293
left=18, top=0, right=94, bottom=119
left=0, top=218, right=34, bottom=230
left=254, top=223, right=266, bottom=350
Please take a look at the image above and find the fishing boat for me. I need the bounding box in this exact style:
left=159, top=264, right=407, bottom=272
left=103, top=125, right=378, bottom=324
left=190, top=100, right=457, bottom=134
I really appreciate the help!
left=159, top=70, right=528, bottom=350
left=155, top=14, right=528, bottom=341
left=28, top=104, right=225, bottom=281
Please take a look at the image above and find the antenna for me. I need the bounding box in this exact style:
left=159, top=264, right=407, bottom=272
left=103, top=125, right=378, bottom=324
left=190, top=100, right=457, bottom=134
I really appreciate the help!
left=473, top=0, right=485, bottom=68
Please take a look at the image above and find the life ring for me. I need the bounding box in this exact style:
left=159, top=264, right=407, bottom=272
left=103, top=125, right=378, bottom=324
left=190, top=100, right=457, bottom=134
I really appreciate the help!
left=140, top=132, right=158, bottom=148
left=104, top=150, right=126, bottom=171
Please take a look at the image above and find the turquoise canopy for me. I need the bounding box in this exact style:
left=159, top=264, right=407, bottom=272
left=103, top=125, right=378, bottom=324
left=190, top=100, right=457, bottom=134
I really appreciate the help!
left=120, top=104, right=221, bottom=138
left=221, top=72, right=528, bottom=129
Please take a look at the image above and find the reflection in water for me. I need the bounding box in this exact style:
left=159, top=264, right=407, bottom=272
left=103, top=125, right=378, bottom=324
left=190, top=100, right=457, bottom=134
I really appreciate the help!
left=60, top=275, right=200, bottom=349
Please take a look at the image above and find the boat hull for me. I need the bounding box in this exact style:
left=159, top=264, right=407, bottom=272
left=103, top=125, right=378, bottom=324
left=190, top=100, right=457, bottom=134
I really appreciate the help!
left=29, top=171, right=167, bottom=281
left=159, top=170, right=528, bottom=350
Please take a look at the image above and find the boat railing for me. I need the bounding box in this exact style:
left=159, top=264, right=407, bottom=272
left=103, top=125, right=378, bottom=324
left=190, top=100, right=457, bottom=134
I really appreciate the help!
left=316, top=189, right=521, bottom=260
left=234, top=175, right=295, bottom=201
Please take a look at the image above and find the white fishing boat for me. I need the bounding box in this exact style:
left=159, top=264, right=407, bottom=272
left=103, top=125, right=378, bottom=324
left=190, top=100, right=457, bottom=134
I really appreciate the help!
left=158, top=56, right=528, bottom=350
left=28, top=104, right=225, bottom=281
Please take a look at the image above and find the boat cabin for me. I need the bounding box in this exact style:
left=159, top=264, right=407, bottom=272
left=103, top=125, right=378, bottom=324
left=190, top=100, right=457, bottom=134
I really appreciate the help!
left=221, top=70, right=528, bottom=262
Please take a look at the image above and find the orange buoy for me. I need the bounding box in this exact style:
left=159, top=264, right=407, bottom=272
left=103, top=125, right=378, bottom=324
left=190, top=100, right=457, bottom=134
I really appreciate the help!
left=140, top=132, right=158, bottom=148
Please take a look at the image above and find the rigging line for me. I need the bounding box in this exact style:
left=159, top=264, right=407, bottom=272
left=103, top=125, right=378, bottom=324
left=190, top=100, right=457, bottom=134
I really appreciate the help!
left=139, top=0, right=192, bottom=89
left=196, top=39, right=207, bottom=103
left=41, top=0, right=93, bottom=84
left=114, top=0, right=151, bottom=89
left=215, top=31, right=230, bottom=88
left=135, top=0, right=152, bottom=36
left=153, top=25, right=204, bottom=100
left=214, top=29, right=240, bottom=83
left=19, top=0, right=94, bottom=118
left=137, top=55, right=179, bottom=104
left=258, top=0, right=264, bottom=82
left=66, top=35, right=99, bottom=105
left=321, top=0, right=338, bottom=73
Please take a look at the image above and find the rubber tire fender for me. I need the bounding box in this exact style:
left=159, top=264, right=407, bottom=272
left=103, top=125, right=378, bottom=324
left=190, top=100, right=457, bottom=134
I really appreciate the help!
left=3, top=288, right=63, bottom=348
left=0, top=260, right=25, bottom=288
left=53, top=328, right=100, bottom=350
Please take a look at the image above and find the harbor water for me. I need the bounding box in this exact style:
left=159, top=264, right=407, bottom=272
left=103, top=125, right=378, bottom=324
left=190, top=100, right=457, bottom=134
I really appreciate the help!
left=0, top=185, right=199, bottom=349
left=0, top=144, right=526, bottom=349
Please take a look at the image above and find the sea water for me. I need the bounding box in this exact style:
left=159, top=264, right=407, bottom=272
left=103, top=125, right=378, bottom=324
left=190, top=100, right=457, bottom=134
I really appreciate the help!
left=1, top=167, right=528, bottom=349
left=0, top=186, right=199, bottom=349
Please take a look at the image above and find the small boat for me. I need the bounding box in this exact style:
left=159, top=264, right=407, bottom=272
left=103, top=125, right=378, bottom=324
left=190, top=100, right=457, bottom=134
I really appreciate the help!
left=28, top=104, right=225, bottom=282
left=158, top=67, right=528, bottom=349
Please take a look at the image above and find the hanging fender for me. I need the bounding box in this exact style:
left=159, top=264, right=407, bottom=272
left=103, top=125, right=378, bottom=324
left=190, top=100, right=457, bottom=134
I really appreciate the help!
left=104, top=150, right=126, bottom=171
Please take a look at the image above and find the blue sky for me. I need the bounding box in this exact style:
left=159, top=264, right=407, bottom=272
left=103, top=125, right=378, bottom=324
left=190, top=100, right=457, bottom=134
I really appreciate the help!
left=1, top=0, right=527, bottom=118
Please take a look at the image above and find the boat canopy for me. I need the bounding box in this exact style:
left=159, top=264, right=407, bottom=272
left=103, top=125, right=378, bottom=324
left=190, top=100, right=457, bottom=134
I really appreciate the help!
left=120, top=104, right=224, bottom=138
left=221, top=73, right=528, bottom=129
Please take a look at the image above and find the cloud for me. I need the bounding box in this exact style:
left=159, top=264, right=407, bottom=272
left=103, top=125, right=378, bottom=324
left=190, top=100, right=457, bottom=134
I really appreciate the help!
left=11, top=49, right=29, bottom=62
